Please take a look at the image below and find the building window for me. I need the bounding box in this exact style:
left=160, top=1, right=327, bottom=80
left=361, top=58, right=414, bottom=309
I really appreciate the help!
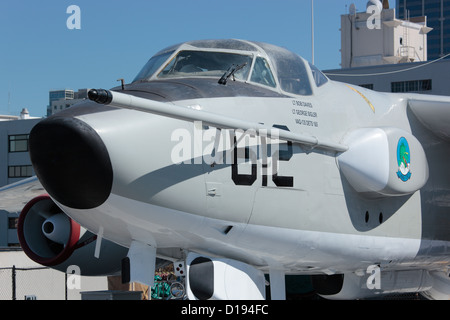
left=8, top=165, right=33, bottom=178
left=391, top=79, right=432, bottom=93
left=8, top=217, right=18, bottom=229
left=8, top=134, right=30, bottom=152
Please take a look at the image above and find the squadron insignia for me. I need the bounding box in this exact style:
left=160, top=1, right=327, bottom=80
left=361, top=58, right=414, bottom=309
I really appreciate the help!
left=397, top=137, right=411, bottom=182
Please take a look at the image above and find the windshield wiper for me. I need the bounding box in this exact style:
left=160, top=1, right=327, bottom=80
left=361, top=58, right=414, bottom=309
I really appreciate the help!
left=218, top=63, right=247, bottom=85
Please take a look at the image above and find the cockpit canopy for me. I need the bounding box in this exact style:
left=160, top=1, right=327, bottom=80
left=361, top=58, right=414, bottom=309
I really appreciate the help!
left=133, top=39, right=328, bottom=96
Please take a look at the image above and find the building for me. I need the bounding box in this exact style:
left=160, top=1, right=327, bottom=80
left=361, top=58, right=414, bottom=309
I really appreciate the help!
left=48, top=89, right=90, bottom=116
left=397, top=0, right=450, bottom=60
left=47, top=89, right=74, bottom=116
left=341, top=2, right=432, bottom=68
left=0, top=112, right=41, bottom=188
left=325, top=57, right=450, bottom=96
left=327, top=0, right=450, bottom=96
left=0, top=108, right=34, bottom=121
left=0, top=110, right=42, bottom=248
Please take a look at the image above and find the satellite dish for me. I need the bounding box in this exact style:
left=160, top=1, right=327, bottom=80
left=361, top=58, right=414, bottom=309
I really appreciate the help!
left=349, top=3, right=356, bottom=15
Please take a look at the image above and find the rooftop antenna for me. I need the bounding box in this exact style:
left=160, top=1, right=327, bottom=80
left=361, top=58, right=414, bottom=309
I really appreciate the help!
left=349, top=3, right=357, bottom=16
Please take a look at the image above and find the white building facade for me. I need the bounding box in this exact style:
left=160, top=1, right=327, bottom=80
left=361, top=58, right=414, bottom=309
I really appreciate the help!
left=0, top=115, right=42, bottom=248
left=341, top=5, right=432, bottom=68
left=49, top=89, right=90, bottom=116
left=0, top=117, right=41, bottom=188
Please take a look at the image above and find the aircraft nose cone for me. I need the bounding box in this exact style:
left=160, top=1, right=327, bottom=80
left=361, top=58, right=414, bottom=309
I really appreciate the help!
left=29, top=116, right=113, bottom=209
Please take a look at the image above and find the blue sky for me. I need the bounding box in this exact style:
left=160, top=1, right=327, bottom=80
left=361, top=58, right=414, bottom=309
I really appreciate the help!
left=0, top=0, right=373, bottom=117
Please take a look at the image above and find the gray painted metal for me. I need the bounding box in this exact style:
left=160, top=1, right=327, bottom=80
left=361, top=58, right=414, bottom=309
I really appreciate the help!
left=3, top=39, right=450, bottom=298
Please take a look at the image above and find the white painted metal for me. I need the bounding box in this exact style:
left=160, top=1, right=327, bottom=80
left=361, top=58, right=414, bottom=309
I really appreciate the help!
left=186, top=253, right=266, bottom=300
left=107, top=91, right=348, bottom=152
left=127, top=241, right=156, bottom=287
left=7, top=39, right=450, bottom=299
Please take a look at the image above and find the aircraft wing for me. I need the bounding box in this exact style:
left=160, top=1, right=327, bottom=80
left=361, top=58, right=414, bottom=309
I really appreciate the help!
left=408, top=95, right=450, bottom=141
left=0, top=176, right=45, bottom=213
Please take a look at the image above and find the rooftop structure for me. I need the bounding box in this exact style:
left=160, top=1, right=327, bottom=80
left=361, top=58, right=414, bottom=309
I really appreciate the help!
left=341, top=1, right=432, bottom=68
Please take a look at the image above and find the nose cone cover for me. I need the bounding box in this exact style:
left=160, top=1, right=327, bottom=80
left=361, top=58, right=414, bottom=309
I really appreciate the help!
left=30, top=117, right=113, bottom=209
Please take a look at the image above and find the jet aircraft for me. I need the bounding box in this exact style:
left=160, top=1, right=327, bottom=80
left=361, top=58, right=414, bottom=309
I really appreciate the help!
left=7, top=39, right=450, bottom=299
